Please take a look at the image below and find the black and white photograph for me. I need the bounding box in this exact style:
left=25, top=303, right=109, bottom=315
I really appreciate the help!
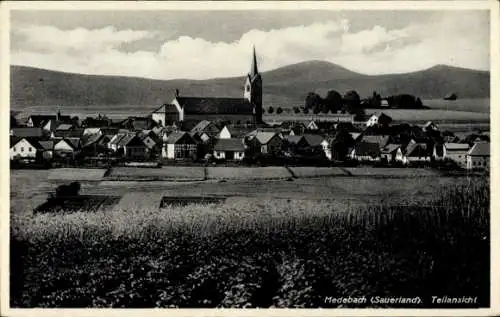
left=2, top=1, right=498, bottom=314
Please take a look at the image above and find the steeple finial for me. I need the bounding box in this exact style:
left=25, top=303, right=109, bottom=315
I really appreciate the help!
left=250, top=45, right=258, bottom=77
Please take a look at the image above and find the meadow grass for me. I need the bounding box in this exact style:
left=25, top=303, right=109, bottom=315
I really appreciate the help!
left=106, top=167, right=205, bottom=181
left=10, top=178, right=489, bottom=308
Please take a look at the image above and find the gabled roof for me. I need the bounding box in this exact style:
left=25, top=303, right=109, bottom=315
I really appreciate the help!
left=65, top=137, right=81, bottom=149
left=354, top=142, right=380, bottom=157
left=108, top=133, right=127, bottom=146
left=359, top=135, right=390, bottom=148
left=214, top=138, right=245, bottom=152
left=152, top=104, right=178, bottom=114
left=468, top=142, right=489, bottom=156
left=38, top=140, right=54, bottom=151
left=444, top=143, right=469, bottom=151
left=54, top=137, right=81, bottom=150
left=303, top=134, right=325, bottom=147
left=191, top=120, right=216, bottom=133
left=405, top=143, right=429, bottom=157
left=381, top=144, right=401, bottom=154
left=10, top=127, right=43, bottom=138
left=175, top=97, right=254, bottom=115
left=116, top=133, right=138, bottom=147
left=56, top=124, right=74, bottom=131
left=10, top=137, right=45, bottom=150
left=255, top=132, right=279, bottom=145
left=166, top=132, right=197, bottom=144
left=52, top=129, right=84, bottom=138
left=286, top=135, right=305, bottom=145
left=82, top=133, right=103, bottom=147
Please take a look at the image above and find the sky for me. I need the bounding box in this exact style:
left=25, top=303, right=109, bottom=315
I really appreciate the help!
left=10, top=9, right=490, bottom=80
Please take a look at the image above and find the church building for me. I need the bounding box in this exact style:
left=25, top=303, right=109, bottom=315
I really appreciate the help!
left=152, top=47, right=263, bottom=127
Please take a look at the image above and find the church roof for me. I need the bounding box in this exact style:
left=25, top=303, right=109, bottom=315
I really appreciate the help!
left=250, top=46, right=259, bottom=78
left=175, top=97, right=254, bottom=115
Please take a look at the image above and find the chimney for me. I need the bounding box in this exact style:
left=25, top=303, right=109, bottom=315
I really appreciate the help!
left=175, top=89, right=179, bottom=98
left=57, top=110, right=61, bottom=121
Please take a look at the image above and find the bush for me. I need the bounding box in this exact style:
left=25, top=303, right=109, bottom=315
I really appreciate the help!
left=268, top=107, right=274, bottom=114
left=54, top=182, right=81, bottom=198
left=276, top=107, right=283, bottom=114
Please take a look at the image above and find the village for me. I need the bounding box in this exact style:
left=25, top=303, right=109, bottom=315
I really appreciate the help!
left=9, top=48, right=490, bottom=172
left=9, top=108, right=490, bottom=171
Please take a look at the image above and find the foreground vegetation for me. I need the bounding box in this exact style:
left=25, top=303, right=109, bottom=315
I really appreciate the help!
left=10, top=179, right=489, bottom=308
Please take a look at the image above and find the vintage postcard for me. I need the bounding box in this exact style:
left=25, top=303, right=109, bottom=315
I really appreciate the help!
left=1, top=1, right=498, bottom=316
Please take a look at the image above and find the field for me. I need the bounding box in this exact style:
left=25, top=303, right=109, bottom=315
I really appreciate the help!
left=206, top=167, right=292, bottom=180
left=10, top=174, right=490, bottom=308
left=106, top=167, right=205, bottom=181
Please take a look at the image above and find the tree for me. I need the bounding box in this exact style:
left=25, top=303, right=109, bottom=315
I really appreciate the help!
left=276, top=107, right=283, bottom=114
left=304, top=92, right=323, bottom=111
left=324, top=90, right=343, bottom=113
left=293, top=107, right=301, bottom=114
left=303, top=107, right=310, bottom=114
left=268, top=106, right=274, bottom=114
left=343, top=90, right=361, bottom=114
left=416, top=97, right=423, bottom=108
left=368, top=91, right=382, bottom=108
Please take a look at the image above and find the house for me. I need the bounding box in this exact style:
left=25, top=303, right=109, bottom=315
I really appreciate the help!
left=10, top=127, right=44, bottom=138
left=53, top=138, right=82, bottom=158
left=349, top=142, right=381, bottom=161
left=381, top=99, right=389, bottom=107
left=108, top=133, right=127, bottom=152
left=213, top=138, right=246, bottom=160
left=366, top=112, right=392, bottom=127
left=422, top=121, right=438, bottom=132
left=283, top=135, right=308, bottom=156
left=108, top=133, right=148, bottom=159
left=442, top=143, right=470, bottom=168
left=81, top=133, right=107, bottom=157
left=217, top=126, right=232, bottom=139
left=119, top=117, right=155, bottom=131
left=320, top=138, right=334, bottom=160
left=381, top=144, right=403, bottom=162
left=403, top=143, right=430, bottom=164
left=306, top=120, right=319, bottom=131
left=117, top=134, right=149, bottom=160
left=249, top=132, right=282, bottom=155
left=467, top=142, right=489, bottom=170
left=165, top=48, right=262, bottom=124
left=27, top=111, right=72, bottom=128
left=163, top=132, right=198, bottom=159
left=151, top=103, right=180, bottom=127
left=10, top=137, right=43, bottom=162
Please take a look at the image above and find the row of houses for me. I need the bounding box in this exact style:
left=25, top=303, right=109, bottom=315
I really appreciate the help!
left=10, top=110, right=490, bottom=170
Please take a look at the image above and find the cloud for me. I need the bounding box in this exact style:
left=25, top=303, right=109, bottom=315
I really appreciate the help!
left=10, top=12, right=489, bottom=80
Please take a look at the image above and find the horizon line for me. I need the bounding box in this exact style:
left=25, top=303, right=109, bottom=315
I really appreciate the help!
left=9, top=61, right=490, bottom=82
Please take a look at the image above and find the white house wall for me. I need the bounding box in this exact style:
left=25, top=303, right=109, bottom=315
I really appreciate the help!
left=10, top=139, right=37, bottom=160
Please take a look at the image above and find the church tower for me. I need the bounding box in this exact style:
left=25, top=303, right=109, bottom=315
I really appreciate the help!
left=244, top=46, right=263, bottom=124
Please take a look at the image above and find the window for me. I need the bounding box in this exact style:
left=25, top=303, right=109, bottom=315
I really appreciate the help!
left=21, top=147, right=24, bottom=152
left=13, top=147, right=16, bottom=152
left=29, top=147, right=32, bottom=152
left=245, top=85, right=250, bottom=92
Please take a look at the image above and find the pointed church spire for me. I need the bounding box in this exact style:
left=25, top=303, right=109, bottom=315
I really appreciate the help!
left=250, top=45, right=258, bottom=77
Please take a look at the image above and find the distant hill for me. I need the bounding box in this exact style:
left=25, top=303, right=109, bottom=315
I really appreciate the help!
left=10, top=62, right=489, bottom=111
